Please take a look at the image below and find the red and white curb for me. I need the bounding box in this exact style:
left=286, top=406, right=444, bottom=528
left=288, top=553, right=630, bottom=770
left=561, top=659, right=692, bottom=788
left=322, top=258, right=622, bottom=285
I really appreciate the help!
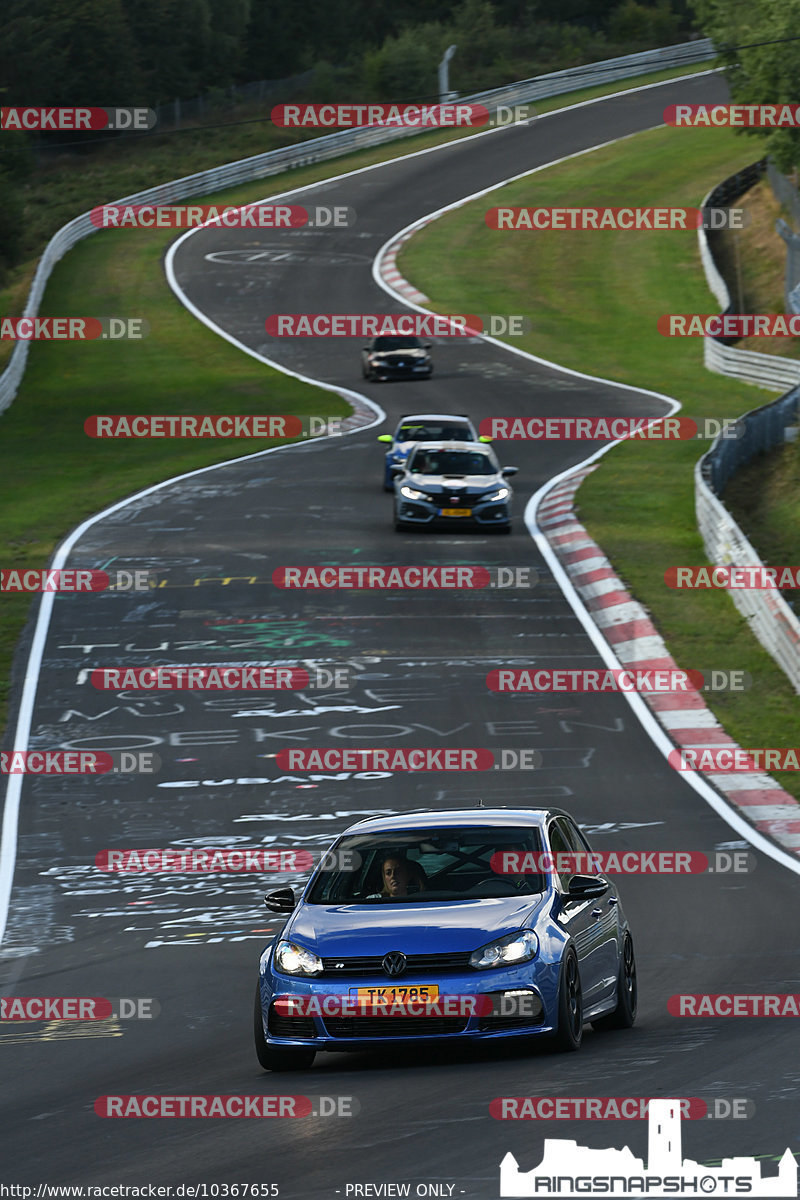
left=538, top=465, right=800, bottom=857
left=378, top=226, right=432, bottom=305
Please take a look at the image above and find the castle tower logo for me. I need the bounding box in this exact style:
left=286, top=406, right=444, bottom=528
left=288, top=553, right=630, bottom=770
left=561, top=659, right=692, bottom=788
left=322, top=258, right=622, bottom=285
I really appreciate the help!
left=500, top=1098, right=797, bottom=1197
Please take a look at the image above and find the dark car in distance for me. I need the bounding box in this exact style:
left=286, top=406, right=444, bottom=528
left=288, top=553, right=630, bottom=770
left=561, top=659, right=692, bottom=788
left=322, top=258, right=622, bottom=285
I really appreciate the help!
left=362, top=336, right=433, bottom=381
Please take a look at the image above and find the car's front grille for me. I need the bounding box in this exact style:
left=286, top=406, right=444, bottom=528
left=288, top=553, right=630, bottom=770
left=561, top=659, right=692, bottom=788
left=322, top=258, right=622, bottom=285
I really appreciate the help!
left=324, top=1015, right=470, bottom=1038
left=267, top=1006, right=317, bottom=1039
left=318, top=951, right=472, bottom=976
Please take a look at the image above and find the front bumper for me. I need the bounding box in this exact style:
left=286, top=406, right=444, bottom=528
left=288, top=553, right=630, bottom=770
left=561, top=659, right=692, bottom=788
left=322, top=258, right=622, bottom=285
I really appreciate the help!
left=395, top=497, right=511, bottom=528
left=258, top=963, right=558, bottom=1052
left=369, top=361, right=431, bottom=379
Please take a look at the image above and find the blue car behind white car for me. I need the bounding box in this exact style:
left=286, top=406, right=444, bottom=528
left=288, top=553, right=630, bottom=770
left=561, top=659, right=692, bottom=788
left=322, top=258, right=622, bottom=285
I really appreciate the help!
left=255, top=808, right=637, bottom=1071
left=378, top=412, right=486, bottom=491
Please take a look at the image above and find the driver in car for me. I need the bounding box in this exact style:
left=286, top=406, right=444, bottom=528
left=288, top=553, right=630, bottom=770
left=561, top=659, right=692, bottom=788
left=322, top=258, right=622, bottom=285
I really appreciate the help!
left=368, top=853, right=427, bottom=899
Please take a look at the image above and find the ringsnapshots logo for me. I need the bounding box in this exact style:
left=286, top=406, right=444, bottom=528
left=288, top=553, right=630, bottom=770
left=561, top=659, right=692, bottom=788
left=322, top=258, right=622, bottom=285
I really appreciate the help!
left=499, top=1098, right=797, bottom=1197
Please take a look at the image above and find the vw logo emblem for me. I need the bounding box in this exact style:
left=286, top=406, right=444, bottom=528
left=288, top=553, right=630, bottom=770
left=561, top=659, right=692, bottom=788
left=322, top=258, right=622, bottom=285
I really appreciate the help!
left=382, top=951, right=407, bottom=977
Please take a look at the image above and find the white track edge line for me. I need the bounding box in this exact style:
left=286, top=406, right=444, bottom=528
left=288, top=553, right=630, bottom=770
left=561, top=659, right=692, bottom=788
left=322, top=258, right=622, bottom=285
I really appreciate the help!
left=0, top=67, right=726, bottom=948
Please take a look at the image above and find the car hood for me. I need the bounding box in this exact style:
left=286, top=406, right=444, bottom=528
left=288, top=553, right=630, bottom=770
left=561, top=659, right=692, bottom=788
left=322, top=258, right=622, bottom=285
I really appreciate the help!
left=371, top=348, right=428, bottom=360
left=284, top=895, right=546, bottom=956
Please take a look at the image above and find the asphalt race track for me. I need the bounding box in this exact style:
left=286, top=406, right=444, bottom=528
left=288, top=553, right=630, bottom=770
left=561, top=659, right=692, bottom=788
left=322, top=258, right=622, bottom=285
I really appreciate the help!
left=2, top=72, right=799, bottom=1197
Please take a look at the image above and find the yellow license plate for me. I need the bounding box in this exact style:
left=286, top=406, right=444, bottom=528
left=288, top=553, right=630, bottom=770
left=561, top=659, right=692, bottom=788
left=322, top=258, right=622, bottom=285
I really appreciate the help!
left=350, top=984, right=439, bottom=1003
left=440, top=508, right=471, bottom=517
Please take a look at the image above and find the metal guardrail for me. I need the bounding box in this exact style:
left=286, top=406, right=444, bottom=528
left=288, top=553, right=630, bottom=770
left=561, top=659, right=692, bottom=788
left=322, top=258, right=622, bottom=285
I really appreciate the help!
left=696, top=170, right=800, bottom=692
left=0, top=37, right=715, bottom=416
left=697, top=164, right=800, bottom=389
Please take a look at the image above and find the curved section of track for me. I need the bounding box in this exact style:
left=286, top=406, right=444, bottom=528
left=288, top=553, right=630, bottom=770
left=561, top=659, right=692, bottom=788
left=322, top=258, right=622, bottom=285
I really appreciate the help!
left=2, top=74, right=798, bottom=1197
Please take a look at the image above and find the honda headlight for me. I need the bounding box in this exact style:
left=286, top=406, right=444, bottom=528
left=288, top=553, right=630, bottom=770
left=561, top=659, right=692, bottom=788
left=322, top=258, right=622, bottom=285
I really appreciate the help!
left=400, top=486, right=428, bottom=501
left=484, top=487, right=510, bottom=502
left=274, top=940, right=323, bottom=976
left=470, top=929, right=539, bottom=970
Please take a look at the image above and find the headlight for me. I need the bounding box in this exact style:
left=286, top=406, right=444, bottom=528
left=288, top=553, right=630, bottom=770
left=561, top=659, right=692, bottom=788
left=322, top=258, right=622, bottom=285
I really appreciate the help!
left=470, top=929, right=539, bottom=970
left=484, top=487, right=510, bottom=502
left=400, top=485, right=428, bottom=501
left=274, top=940, right=323, bottom=976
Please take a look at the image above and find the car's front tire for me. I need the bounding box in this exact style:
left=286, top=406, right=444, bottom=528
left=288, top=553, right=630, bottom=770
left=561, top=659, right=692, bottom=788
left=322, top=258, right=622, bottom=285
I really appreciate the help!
left=591, top=933, right=637, bottom=1031
left=254, top=984, right=316, bottom=1072
left=553, top=948, right=583, bottom=1051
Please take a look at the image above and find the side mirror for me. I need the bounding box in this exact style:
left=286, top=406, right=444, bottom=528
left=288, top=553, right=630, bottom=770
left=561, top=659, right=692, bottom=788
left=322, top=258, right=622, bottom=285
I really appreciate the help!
left=565, top=874, right=606, bottom=899
left=390, top=464, right=405, bottom=476
left=264, top=887, right=296, bottom=913
left=424, top=343, right=432, bottom=350
left=363, top=345, right=370, bottom=351
left=501, top=466, right=519, bottom=477
left=377, top=434, right=393, bottom=443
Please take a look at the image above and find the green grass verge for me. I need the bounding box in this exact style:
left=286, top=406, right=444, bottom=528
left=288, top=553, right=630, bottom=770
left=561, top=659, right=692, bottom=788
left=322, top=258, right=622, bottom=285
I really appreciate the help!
left=0, top=59, right=713, bottom=360
left=0, top=61, right=714, bottom=738
left=399, top=122, right=800, bottom=801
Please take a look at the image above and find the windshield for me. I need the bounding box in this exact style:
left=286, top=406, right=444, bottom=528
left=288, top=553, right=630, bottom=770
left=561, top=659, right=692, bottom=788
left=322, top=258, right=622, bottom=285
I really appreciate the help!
left=306, top=825, right=547, bottom=904
left=373, top=337, right=422, bottom=351
left=408, top=448, right=497, bottom=476
left=397, top=424, right=474, bottom=443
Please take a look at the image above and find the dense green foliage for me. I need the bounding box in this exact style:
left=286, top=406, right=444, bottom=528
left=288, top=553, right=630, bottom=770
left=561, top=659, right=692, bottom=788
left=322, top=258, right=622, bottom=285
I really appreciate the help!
left=1, top=0, right=696, bottom=109
left=691, top=0, right=800, bottom=168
